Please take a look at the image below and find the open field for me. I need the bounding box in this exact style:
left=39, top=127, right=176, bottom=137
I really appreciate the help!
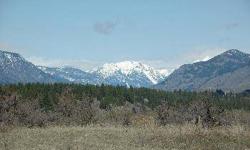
left=1, top=124, right=250, bottom=150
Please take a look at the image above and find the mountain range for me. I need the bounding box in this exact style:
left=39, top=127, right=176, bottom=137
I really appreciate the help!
left=0, top=49, right=250, bottom=92
left=39, top=61, right=168, bottom=87
left=0, top=49, right=168, bottom=87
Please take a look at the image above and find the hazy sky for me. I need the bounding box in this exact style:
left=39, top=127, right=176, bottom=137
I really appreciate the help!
left=0, top=0, right=250, bottom=70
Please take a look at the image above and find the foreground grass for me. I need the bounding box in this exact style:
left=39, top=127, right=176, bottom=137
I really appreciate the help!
left=0, top=124, right=250, bottom=150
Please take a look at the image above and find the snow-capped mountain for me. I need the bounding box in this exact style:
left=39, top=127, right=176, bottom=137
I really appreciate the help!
left=0, top=50, right=66, bottom=84
left=92, top=61, right=168, bottom=87
left=39, top=61, right=169, bottom=87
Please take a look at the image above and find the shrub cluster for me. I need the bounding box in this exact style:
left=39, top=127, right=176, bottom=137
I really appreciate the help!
left=0, top=83, right=249, bottom=128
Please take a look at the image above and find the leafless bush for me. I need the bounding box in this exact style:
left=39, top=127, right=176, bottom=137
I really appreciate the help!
left=72, top=98, right=101, bottom=126
left=156, top=99, right=227, bottom=128
left=104, top=102, right=133, bottom=126
left=189, top=99, right=225, bottom=128
left=15, top=99, right=48, bottom=127
left=55, top=89, right=101, bottom=126
left=0, top=93, right=48, bottom=127
left=0, top=93, right=18, bottom=126
left=156, top=101, right=187, bottom=126
left=156, top=101, right=170, bottom=126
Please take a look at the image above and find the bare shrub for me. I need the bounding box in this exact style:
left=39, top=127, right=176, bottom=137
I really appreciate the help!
left=15, top=99, right=48, bottom=127
left=156, top=101, right=170, bottom=126
left=72, top=98, right=101, bottom=126
left=156, top=101, right=187, bottom=126
left=155, top=98, right=227, bottom=128
left=189, top=99, right=225, bottom=128
left=0, top=93, right=18, bottom=126
left=105, top=102, right=133, bottom=126
left=55, top=88, right=101, bottom=126
left=0, top=93, right=49, bottom=127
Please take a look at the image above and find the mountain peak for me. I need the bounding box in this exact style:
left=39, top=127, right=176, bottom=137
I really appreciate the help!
left=222, top=49, right=247, bottom=57
left=0, top=50, right=26, bottom=64
left=0, top=49, right=21, bottom=56
left=93, top=61, right=168, bottom=86
left=100, top=61, right=150, bottom=76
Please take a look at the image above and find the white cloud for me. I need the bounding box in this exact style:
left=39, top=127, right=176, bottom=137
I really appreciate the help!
left=27, top=56, right=104, bottom=71
left=179, top=47, right=226, bottom=64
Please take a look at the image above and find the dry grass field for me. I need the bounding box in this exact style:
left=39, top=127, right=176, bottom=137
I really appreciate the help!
left=0, top=124, right=250, bottom=150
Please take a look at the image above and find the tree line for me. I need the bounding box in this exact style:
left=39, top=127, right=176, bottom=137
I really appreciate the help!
left=0, top=83, right=249, bottom=111
left=0, top=83, right=249, bottom=127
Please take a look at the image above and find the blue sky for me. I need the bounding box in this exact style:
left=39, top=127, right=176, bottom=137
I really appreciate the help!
left=0, top=0, right=250, bottom=70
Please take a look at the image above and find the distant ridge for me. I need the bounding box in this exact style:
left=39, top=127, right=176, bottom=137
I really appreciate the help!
left=156, top=49, right=250, bottom=92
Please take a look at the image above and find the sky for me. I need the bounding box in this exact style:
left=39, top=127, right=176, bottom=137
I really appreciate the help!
left=0, top=0, right=250, bottom=70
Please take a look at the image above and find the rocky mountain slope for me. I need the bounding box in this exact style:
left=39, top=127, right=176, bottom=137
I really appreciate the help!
left=0, top=50, right=66, bottom=84
left=156, top=49, right=250, bottom=92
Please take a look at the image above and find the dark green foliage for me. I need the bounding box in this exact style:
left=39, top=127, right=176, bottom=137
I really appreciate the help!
left=0, top=83, right=250, bottom=111
left=40, top=92, right=54, bottom=111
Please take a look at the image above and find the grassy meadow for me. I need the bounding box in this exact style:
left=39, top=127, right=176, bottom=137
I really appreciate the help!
left=1, top=124, right=250, bottom=150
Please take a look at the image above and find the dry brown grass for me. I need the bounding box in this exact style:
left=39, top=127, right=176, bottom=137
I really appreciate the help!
left=0, top=124, right=249, bottom=150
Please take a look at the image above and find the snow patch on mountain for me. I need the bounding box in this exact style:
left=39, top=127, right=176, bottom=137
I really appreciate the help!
left=193, top=56, right=211, bottom=63
left=95, top=61, right=168, bottom=84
